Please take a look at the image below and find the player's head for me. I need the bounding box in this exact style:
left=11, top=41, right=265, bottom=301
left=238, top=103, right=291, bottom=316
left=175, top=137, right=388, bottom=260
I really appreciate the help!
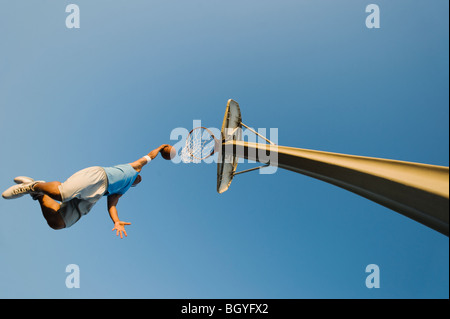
left=132, top=174, right=142, bottom=187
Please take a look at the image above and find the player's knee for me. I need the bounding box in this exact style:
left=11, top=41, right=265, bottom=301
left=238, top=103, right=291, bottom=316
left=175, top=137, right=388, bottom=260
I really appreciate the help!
left=47, top=219, right=66, bottom=230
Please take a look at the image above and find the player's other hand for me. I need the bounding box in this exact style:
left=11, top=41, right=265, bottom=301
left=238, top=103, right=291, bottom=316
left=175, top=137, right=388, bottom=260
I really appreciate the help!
left=112, top=221, right=131, bottom=239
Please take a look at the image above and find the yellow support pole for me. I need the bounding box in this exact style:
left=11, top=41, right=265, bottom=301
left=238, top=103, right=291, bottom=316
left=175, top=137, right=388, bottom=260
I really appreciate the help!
left=227, top=140, right=449, bottom=236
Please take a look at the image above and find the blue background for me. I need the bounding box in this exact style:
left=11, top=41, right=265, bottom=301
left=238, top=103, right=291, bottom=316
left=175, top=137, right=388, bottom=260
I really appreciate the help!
left=0, top=0, right=448, bottom=298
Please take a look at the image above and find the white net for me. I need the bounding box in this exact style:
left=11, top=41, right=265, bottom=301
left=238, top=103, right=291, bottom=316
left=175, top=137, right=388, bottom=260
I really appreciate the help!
left=181, top=127, right=217, bottom=163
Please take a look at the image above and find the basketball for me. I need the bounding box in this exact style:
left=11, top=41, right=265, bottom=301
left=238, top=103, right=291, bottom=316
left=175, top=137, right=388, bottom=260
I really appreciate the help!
left=161, top=145, right=176, bottom=160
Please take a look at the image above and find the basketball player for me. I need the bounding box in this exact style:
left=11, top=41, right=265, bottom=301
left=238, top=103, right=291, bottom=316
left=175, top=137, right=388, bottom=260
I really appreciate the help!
left=2, top=144, right=175, bottom=238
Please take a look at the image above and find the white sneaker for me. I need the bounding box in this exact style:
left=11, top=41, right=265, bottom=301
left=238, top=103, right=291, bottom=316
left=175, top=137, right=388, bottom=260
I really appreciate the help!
left=2, top=181, right=44, bottom=200
left=14, top=176, right=35, bottom=184
left=13, top=177, right=46, bottom=200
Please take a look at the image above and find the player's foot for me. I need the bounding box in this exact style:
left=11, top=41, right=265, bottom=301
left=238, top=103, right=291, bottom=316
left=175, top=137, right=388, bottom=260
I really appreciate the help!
left=14, top=176, right=34, bottom=184
left=2, top=181, right=44, bottom=200
left=14, top=177, right=46, bottom=200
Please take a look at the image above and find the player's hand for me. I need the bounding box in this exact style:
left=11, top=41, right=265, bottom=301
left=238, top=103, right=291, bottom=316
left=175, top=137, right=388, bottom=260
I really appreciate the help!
left=112, top=221, right=131, bottom=239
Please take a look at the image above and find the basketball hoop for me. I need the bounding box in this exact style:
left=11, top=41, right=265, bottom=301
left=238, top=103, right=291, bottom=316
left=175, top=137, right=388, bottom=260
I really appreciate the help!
left=181, top=126, right=220, bottom=163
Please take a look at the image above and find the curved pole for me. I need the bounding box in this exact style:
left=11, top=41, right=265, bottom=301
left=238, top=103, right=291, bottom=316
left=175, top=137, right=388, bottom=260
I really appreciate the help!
left=226, top=140, right=449, bottom=236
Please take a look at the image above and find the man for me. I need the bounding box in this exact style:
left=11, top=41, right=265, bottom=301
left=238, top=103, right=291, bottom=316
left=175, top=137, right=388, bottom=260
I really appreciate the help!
left=2, top=144, right=171, bottom=238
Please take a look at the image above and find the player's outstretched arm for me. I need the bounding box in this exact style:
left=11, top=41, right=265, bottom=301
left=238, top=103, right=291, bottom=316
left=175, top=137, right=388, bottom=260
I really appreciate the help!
left=130, top=144, right=170, bottom=172
left=107, top=194, right=130, bottom=239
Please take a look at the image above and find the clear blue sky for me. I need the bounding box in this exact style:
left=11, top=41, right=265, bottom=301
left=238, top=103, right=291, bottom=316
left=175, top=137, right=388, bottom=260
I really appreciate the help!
left=0, top=0, right=448, bottom=298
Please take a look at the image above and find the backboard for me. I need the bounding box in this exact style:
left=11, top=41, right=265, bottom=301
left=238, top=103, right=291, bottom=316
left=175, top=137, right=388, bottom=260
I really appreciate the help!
left=216, top=99, right=242, bottom=194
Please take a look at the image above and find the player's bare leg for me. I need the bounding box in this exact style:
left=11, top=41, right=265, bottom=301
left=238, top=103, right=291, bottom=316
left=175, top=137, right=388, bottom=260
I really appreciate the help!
left=33, top=182, right=62, bottom=202
left=31, top=182, right=65, bottom=229
left=33, top=194, right=66, bottom=230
